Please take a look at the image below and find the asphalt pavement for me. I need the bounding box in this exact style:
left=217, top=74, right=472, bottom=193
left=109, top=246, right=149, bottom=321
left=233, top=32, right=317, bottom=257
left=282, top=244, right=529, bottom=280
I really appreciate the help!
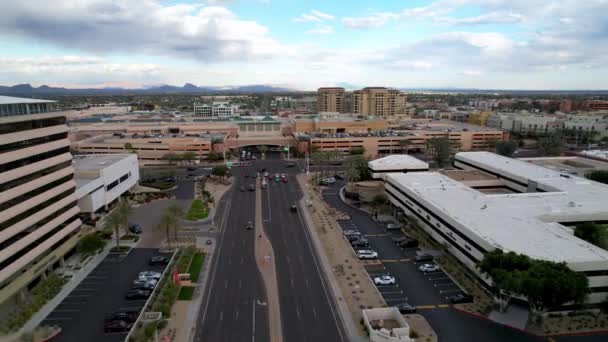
left=257, top=159, right=347, bottom=342
left=196, top=166, right=269, bottom=342
left=40, top=248, right=170, bottom=342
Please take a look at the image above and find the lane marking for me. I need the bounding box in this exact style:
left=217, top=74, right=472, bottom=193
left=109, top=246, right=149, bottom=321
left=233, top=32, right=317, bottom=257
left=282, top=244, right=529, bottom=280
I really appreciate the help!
left=239, top=279, right=242, bottom=289
left=43, top=317, right=72, bottom=321
left=236, top=309, right=239, bottom=320
left=219, top=311, right=223, bottom=321
left=225, top=280, right=228, bottom=289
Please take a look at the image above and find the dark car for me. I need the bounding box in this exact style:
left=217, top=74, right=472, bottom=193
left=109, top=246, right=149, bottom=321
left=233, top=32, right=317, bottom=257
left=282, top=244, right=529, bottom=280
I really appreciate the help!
left=240, top=185, right=246, bottom=192
left=187, top=167, right=196, bottom=171
left=290, top=205, right=297, bottom=212
left=398, top=238, right=419, bottom=248
left=149, top=256, right=168, bottom=266
left=285, top=163, right=296, bottom=168
left=249, top=184, right=255, bottom=191
left=351, top=238, right=370, bottom=248
left=391, top=236, right=409, bottom=244
left=128, top=223, right=142, bottom=234
left=347, top=234, right=363, bottom=242
left=104, top=320, right=133, bottom=333
left=246, top=221, right=254, bottom=230
left=394, top=303, right=417, bottom=314
left=414, top=254, right=434, bottom=262
left=125, top=289, right=151, bottom=300
left=334, top=173, right=345, bottom=180
left=329, top=161, right=343, bottom=166
left=449, top=293, right=474, bottom=304
left=106, top=311, right=138, bottom=324
left=131, top=281, right=155, bottom=291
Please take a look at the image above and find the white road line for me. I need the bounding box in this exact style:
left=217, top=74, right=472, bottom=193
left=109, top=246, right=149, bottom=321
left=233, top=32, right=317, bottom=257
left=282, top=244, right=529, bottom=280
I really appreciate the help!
left=379, top=291, right=404, bottom=295
left=312, top=307, right=317, bottom=318
left=384, top=298, right=406, bottom=302
left=225, top=280, right=228, bottom=289
left=228, top=257, right=232, bottom=265
left=219, top=311, right=223, bottom=321
left=252, top=301, right=256, bottom=342
left=290, top=278, right=295, bottom=289
left=440, top=289, right=463, bottom=294
left=286, top=256, right=290, bottom=264
left=239, top=279, right=242, bottom=289
left=66, top=295, right=90, bottom=298
left=236, top=309, right=239, bottom=320
left=43, top=317, right=72, bottom=321
left=240, top=256, right=244, bottom=264
left=305, top=279, right=310, bottom=289
left=434, top=283, right=457, bottom=287
left=52, top=309, right=80, bottom=312
left=296, top=307, right=301, bottom=319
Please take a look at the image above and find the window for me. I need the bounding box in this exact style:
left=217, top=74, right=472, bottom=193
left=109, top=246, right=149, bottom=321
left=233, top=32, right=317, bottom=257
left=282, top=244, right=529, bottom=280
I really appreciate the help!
left=119, top=173, right=130, bottom=183
left=106, top=180, right=119, bottom=191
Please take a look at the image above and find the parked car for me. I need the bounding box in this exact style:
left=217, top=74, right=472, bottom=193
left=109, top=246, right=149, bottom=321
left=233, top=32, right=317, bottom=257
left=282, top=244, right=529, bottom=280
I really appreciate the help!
left=240, top=185, right=246, bottom=192
left=414, top=254, right=434, bottom=262
left=104, top=319, right=133, bottom=333
left=356, top=250, right=378, bottom=260
left=187, top=167, right=196, bottom=171
left=106, top=311, right=139, bottom=324
left=149, top=256, right=168, bottom=266
left=128, top=223, right=142, bottom=234
left=373, top=275, right=396, bottom=285
left=394, top=303, right=417, bottom=314
left=398, top=238, right=418, bottom=248
left=351, top=238, right=370, bottom=248
left=391, top=236, right=409, bottom=244
left=125, top=289, right=151, bottom=300
left=282, top=177, right=288, bottom=183
left=343, top=230, right=361, bottom=237
left=319, top=177, right=336, bottom=185
left=246, top=221, right=254, bottom=230
left=385, top=223, right=403, bottom=231
left=285, top=163, right=296, bottom=168
left=138, top=271, right=161, bottom=280
left=249, top=184, right=255, bottom=191
left=347, top=234, right=363, bottom=243
left=290, top=205, right=297, bottom=212
left=449, top=293, right=474, bottom=304
left=334, top=172, right=346, bottom=180
left=418, top=264, right=440, bottom=273
left=132, top=280, right=156, bottom=291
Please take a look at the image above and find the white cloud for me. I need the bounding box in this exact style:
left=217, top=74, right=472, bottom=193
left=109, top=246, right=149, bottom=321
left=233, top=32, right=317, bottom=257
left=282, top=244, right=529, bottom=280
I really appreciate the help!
left=342, top=12, right=397, bottom=29
left=0, top=1, right=282, bottom=62
left=439, top=12, right=524, bottom=25
left=293, top=9, right=334, bottom=23
left=307, top=25, right=334, bottom=35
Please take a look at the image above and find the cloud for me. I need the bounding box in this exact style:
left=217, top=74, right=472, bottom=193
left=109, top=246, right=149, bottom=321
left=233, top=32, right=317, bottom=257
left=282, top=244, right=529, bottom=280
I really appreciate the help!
left=307, top=25, right=334, bottom=35
left=342, top=12, right=397, bottom=29
left=0, top=1, right=282, bottom=62
left=293, top=9, right=334, bottom=23
left=439, top=12, right=524, bottom=25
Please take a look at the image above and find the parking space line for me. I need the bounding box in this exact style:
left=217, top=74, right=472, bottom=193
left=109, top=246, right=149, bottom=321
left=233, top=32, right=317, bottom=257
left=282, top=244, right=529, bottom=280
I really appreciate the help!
left=440, top=289, right=463, bottom=294
left=66, top=294, right=91, bottom=298
left=384, top=298, right=407, bottom=302
left=52, top=309, right=80, bottom=312
left=428, top=276, right=450, bottom=281
left=119, top=307, right=142, bottom=311
left=379, top=291, right=403, bottom=295
left=43, top=317, right=73, bottom=321
left=365, top=233, right=390, bottom=237
left=433, top=283, right=457, bottom=287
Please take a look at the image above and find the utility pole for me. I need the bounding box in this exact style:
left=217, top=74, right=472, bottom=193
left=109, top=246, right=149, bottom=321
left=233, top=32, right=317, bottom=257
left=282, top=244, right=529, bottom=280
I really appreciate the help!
left=306, top=153, right=310, bottom=175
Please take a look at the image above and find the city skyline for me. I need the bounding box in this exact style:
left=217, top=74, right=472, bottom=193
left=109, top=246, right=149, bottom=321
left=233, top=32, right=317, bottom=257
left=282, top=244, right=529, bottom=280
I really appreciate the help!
left=1, top=0, right=608, bottom=90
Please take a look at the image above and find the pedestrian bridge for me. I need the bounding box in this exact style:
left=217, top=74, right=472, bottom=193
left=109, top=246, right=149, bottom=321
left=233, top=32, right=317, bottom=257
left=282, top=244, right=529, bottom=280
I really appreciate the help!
left=227, top=136, right=296, bottom=149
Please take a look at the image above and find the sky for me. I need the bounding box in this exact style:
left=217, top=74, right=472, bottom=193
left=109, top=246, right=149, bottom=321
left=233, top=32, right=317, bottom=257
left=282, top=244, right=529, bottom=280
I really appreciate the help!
left=1, top=0, right=608, bottom=90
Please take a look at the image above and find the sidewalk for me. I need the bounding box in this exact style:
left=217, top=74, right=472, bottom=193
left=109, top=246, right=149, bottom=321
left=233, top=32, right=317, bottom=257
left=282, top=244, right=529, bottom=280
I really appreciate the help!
left=9, top=242, right=114, bottom=340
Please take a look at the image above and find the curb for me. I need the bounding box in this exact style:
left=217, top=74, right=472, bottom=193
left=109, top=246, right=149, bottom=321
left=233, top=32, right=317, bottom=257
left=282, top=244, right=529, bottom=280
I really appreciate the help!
left=451, top=306, right=537, bottom=337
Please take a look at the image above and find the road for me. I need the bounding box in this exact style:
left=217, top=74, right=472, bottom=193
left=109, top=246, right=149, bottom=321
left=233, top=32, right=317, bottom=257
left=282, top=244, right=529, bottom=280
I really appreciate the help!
left=257, top=159, right=347, bottom=342
left=196, top=167, right=269, bottom=342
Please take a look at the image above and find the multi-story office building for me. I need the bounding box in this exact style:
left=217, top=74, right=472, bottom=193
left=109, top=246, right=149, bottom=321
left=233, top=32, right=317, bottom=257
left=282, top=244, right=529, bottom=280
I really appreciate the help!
left=487, top=113, right=563, bottom=134
left=352, top=87, right=407, bottom=117
left=193, top=102, right=239, bottom=117
left=0, top=96, right=82, bottom=308
left=317, top=87, right=347, bottom=113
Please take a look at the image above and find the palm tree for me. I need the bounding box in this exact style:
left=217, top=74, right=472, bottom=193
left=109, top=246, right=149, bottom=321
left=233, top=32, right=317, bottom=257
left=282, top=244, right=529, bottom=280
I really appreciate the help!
left=166, top=204, right=184, bottom=239
left=104, top=210, right=124, bottom=249
left=258, top=145, right=268, bottom=158
left=115, top=199, right=133, bottom=236
left=398, top=139, right=411, bottom=155
left=158, top=213, right=174, bottom=249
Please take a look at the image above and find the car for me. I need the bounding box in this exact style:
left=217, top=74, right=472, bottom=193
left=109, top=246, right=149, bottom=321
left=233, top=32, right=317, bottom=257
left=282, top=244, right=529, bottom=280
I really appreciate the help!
left=385, top=223, right=403, bottom=231
left=282, top=177, right=288, bottom=183
left=240, top=185, right=246, bottom=192
left=187, top=167, right=196, bottom=171
left=280, top=173, right=286, bottom=178
left=252, top=156, right=257, bottom=160
left=104, top=319, right=133, bottom=333
left=290, top=205, right=297, bottom=212
left=329, top=161, right=343, bottom=166
left=347, top=234, right=363, bottom=242
left=128, top=223, right=142, bottom=234
left=285, top=163, right=296, bottom=168
left=132, top=280, right=156, bottom=290
left=449, top=293, right=474, bottom=304
left=418, top=264, right=440, bottom=273
left=351, top=239, right=370, bottom=248
left=125, top=289, right=151, bottom=300
left=263, top=172, right=269, bottom=177
left=274, top=173, right=280, bottom=178
left=249, top=184, right=255, bottom=191
left=275, top=176, right=281, bottom=182
left=149, top=256, right=168, bottom=266
left=251, top=173, right=257, bottom=178
left=244, top=174, right=249, bottom=178
left=394, top=303, right=417, bottom=314
left=319, top=177, right=336, bottom=185
left=246, top=221, right=254, bottom=230
left=373, top=275, right=396, bottom=285
left=356, top=250, right=378, bottom=260
left=414, top=254, right=434, bottom=262
left=334, top=172, right=345, bottom=180
left=206, top=239, right=213, bottom=245
left=398, top=238, right=419, bottom=248
left=139, top=271, right=161, bottom=280
left=391, top=236, right=409, bottom=244
left=343, top=230, right=361, bottom=237
left=106, top=311, right=138, bottom=323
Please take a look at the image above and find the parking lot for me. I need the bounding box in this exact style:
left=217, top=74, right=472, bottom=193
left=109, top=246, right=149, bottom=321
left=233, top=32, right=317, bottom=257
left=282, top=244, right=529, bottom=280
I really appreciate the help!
left=322, top=182, right=468, bottom=310
left=41, top=248, right=171, bottom=342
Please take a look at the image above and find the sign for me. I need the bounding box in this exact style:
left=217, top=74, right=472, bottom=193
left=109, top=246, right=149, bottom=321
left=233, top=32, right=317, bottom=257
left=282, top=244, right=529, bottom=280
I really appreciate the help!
left=283, top=147, right=289, bottom=152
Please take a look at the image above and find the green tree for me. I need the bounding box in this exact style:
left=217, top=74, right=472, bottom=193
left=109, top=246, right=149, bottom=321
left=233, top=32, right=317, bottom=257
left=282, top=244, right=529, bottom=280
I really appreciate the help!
left=574, top=222, right=605, bottom=246
left=167, top=204, right=184, bottom=239
left=350, top=146, right=365, bottom=155
left=161, top=152, right=180, bottom=166
left=115, top=199, right=133, bottom=236
left=207, top=151, right=223, bottom=161
left=104, top=210, right=124, bottom=249
left=426, top=137, right=452, bottom=167
left=77, top=233, right=107, bottom=256
left=158, top=213, right=174, bottom=248
left=182, top=151, right=197, bottom=164
left=211, top=165, right=228, bottom=179
left=123, top=142, right=135, bottom=153
left=585, top=170, right=608, bottom=185
left=538, top=132, right=563, bottom=156
left=348, top=155, right=371, bottom=182
left=398, top=139, right=411, bottom=154
left=495, top=140, right=518, bottom=157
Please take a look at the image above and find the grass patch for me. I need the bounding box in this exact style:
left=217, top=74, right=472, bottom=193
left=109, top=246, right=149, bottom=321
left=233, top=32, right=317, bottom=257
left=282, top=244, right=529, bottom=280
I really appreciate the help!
left=185, top=199, right=209, bottom=221
left=140, top=181, right=175, bottom=190
left=188, top=253, right=205, bottom=282
left=178, top=286, right=194, bottom=300
left=109, top=246, right=131, bottom=253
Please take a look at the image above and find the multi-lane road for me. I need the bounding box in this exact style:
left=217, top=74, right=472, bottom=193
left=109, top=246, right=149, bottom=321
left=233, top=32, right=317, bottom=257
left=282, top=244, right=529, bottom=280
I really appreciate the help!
left=196, top=156, right=346, bottom=342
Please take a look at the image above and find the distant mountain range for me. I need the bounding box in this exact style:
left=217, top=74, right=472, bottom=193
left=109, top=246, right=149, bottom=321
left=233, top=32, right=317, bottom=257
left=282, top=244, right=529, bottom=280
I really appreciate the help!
left=1, top=83, right=606, bottom=96
left=0, top=83, right=295, bottom=95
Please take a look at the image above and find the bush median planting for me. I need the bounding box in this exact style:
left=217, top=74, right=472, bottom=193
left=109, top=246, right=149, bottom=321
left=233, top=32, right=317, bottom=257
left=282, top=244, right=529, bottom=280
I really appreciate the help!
left=185, top=199, right=209, bottom=221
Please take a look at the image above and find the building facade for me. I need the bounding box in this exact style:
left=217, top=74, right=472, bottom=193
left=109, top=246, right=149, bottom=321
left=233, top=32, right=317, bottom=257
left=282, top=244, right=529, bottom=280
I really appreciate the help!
left=0, top=96, right=82, bottom=308
left=193, top=102, right=239, bottom=117
left=317, top=87, right=347, bottom=113
left=352, top=87, right=407, bottom=117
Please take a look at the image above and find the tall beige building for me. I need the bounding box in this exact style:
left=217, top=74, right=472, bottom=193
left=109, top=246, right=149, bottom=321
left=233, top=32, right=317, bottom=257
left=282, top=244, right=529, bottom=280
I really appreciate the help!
left=317, top=87, right=347, bottom=113
left=0, top=96, right=82, bottom=309
left=353, top=87, right=407, bottom=116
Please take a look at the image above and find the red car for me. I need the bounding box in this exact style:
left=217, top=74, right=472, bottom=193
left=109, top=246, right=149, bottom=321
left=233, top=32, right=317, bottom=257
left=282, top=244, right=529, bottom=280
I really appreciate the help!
left=282, top=177, right=288, bottom=183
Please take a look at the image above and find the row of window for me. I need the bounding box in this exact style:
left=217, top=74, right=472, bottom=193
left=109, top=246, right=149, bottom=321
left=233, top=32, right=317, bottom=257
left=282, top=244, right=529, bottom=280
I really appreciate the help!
left=0, top=188, right=75, bottom=232
left=106, top=172, right=132, bottom=192
left=0, top=160, right=71, bottom=192
left=0, top=174, right=74, bottom=213
left=0, top=117, right=65, bottom=135
left=0, top=147, right=69, bottom=174
left=0, top=132, right=67, bottom=154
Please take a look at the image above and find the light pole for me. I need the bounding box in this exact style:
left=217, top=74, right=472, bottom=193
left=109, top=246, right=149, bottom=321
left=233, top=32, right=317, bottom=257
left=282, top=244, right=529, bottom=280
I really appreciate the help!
left=154, top=318, right=171, bottom=342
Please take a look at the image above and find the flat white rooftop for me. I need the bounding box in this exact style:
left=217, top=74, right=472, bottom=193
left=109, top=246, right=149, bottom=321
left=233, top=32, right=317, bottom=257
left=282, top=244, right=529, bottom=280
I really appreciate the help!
left=368, top=155, right=429, bottom=171
left=0, top=95, right=56, bottom=105
left=387, top=152, right=608, bottom=265
left=73, top=154, right=135, bottom=172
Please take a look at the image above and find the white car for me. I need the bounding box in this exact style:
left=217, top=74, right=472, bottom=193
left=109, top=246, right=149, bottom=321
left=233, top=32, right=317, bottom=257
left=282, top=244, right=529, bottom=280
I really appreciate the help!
left=281, top=173, right=286, bottom=178
left=373, top=275, right=396, bottom=285
left=139, top=271, right=161, bottom=280
left=418, top=264, right=440, bottom=273
left=356, top=250, right=378, bottom=260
